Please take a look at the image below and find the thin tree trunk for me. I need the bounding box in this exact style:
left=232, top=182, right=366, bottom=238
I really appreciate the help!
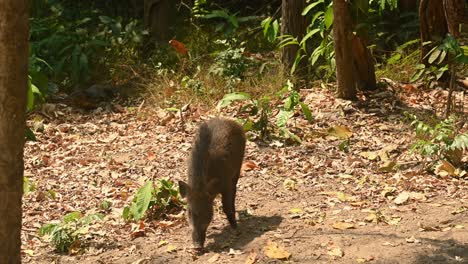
left=419, top=0, right=447, bottom=65
left=333, top=0, right=356, bottom=100
left=281, top=0, right=308, bottom=77
left=0, top=0, right=29, bottom=262
left=144, top=0, right=174, bottom=42
left=351, top=35, right=377, bottom=90
left=399, top=0, right=418, bottom=12
left=443, top=0, right=465, bottom=38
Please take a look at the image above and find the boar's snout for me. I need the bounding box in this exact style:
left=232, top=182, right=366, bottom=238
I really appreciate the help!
left=192, top=226, right=208, bottom=249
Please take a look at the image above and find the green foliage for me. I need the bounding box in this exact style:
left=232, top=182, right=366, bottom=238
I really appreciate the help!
left=39, top=212, right=103, bottom=253
left=406, top=113, right=467, bottom=167
left=23, top=176, right=37, bottom=195
left=123, top=179, right=184, bottom=222
left=210, top=39, right=252, bottom=87
left=199, top=9, right=257, bottom=37
left=411, top=35, right=467, bottom=84
left=410, top=63, right=448, bottom=84
left=30, top=1, right=147, bottom=89
left=261, top=17, right=280, bottom=43
left=279, top=0, right=335, bottom=78
left=218, top=80, right=313, bottom=142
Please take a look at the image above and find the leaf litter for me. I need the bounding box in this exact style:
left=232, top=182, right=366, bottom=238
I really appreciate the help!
left=22, top=86, right=467, bottom=263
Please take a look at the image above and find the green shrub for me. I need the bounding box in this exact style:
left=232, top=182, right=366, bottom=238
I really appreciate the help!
left=123, top=179, right=184, bottom=222
left=39, top=212, right=103, bottom=253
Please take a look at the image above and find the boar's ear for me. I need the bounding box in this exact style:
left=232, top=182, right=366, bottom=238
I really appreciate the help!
left=178, top=181, right=190, bottom=198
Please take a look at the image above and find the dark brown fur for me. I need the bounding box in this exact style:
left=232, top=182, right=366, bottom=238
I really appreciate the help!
left=179, top=118, right=246, bottom=249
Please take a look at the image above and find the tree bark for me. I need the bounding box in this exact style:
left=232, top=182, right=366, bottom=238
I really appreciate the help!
left=281, top=0, right=308, bottom=76
left=351, top=35, right=377, bottom=91
left=443, top=0, right=466, bottom=38
left=419, top=0, right=447, bottom=65
left=0, top=0, right=28, bottom=262
left=144, top=0, right=175, bottom=42
left=399, top=0, right=418, bottom=12
left=333, top=0, right=356, bottom=100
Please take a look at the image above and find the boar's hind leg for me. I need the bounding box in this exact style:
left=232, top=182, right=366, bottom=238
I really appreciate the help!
left=222, top=182, right=237, bottom=229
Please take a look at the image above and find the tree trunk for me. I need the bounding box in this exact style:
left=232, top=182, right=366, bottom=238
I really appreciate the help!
left=281, top=0, right=308, bottom=76
left=399, top=0, right=418, bottom=12
left=144, top=0, right=175, bottom=42
left=419, top=0, right=447, bottom=65
left=333, top=0, right=356, bottom=100
left=351, top=35, right=377, bottom=91
left=0, top=0, right=28, bottom=262
left=443, top=0, right=466, bottom=38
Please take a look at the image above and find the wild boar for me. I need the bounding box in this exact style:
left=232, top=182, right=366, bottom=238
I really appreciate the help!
left=179, top=117, right=246, bottom=249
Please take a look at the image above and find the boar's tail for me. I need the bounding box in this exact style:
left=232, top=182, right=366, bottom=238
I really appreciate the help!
left=189, top=122, right=212, bottom=187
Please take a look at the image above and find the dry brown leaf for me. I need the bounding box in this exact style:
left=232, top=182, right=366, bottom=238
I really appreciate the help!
left=242, top=160, right=259, bottom=172
left=165, top=244, right=177, bottom=253
left=409, top=192, right=426, bottom=202
left=435, top=160, right=456, bottom=177
left=264, top=241, right=291, bottom=260
left=245, top=251, right=258, bottom=264
left=327, top=247, right=344, bottom=258
left=394, top=192, right=410, bottom=205
left=378, top=161, right=396, bottom=172
left=332, top=222, right=355, bottom=230
left=360, top=151, right=379, bottom=160
left=208, top=253, right=220, bottom=263
left=327, top=126, right=353, bottom=139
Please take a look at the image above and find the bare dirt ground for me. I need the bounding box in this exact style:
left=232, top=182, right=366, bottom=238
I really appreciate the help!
left=22, top=86, right=468, bottom=263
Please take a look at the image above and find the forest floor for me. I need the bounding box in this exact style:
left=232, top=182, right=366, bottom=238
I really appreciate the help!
left=21, top=84, right=468, bottom=264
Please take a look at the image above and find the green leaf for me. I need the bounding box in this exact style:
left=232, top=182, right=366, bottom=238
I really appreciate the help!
left=451, top=133, right=468, bottom=150
left=311, top=11, right=325, bottom=24
left=324, top=6, right=334, bottom=29
left=122, top=206, right=131, bottom=220
left=300, top=28, right=320, bottom=45
left=279, top=127, right=301, bottom=143
left=23, top=176, right=36, bottom=194
left=26, top=127, right=37, bottom=141
left=63, top=211, right=82, bottom=224
left=387, top=53, right=401, bottom=65
left=80, top=213, right=104, bottom=225
left=302, top=0, right=324, bottom=16
left=242, top=118, right=254, bottom=131
left=277, top=109, right=292, bottom=128
left=38, top=223, right=58, bottom=236
left=299, top=102, right=314, bottom=122
left=217, top=92, right=251, bottom=110
left=428, top=49, right=441, bottom=64
left=355, top=0, right=369, bottom=13
left=130, top=181, right=154, bottom=221
left=26, top=86, right=34, bottom=112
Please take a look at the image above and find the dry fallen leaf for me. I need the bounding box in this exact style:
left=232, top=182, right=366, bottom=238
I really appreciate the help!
left=245, top=251, right=257, bottom=264
left=332, top=222, right=355, bottom=230
left=327, top=247, right=344, bottom=258
left=283, top=178, right=297, bottom=191
left=435, top=160, right=455, bottom=177
left=208, top=253, right=220, bottom=263
left=327, top=126, right=353, bottom=139
left=165, top=244, right=177, bottom=253
left=242, top=160, right=259, bottom=172
left=378, top=160, right=396, bottom=172
left=394, top=192, right=410, bottom=205
left=264, top=241, right=291, bottom=260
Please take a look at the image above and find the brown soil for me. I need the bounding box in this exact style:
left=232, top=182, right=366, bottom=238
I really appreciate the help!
left=22, top=86, right=468, bottom=264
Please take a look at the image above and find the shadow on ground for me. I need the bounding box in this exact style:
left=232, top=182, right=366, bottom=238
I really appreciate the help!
left=413, top=238, right=468, bottom=264
left=206, top=213, right=283, bottom=251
